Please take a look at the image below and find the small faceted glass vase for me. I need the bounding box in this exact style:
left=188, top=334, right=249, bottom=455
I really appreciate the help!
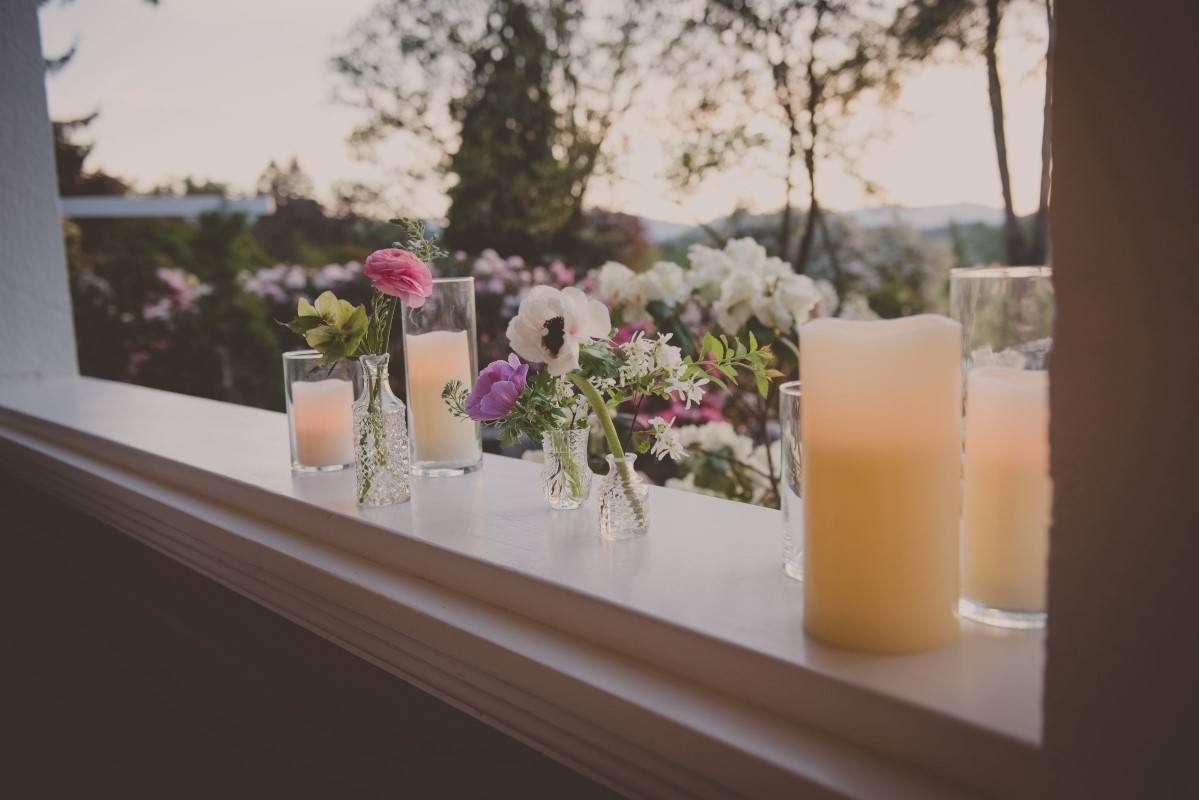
left=597, top=454, right=649, bottom=540
left=353, top=353, right=411, bottom=507
left=540, top=429, right=592, bottom=510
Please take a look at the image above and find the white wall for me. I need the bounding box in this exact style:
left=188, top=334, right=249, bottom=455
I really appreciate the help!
left=0, top=0, right=77, bottom=380
left=1046, top=1, right=1199, bottom=797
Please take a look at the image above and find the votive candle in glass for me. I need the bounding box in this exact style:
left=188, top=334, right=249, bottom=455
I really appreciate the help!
left=960, top=367, right=1051, bottom=628
left=401, top=277, right=483, bottom=476
left=283, top=350, right=357, bottom=471
left=800, top=315, right=962, bottom=653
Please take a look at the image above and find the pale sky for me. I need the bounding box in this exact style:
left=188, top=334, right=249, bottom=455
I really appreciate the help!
left=38, top=0, right=1050, bottom=225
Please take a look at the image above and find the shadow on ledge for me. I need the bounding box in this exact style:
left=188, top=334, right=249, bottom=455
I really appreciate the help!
left=1, top=481, right=616, bottom=799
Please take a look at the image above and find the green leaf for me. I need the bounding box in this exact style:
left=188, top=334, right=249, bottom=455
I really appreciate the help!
left=748, top=330, right=758, bottom=352
left=755, top=371, right=770, bottom=398
left=284, top=315, right=324, bottom=334
left=702, top=332, right=722, bottom=360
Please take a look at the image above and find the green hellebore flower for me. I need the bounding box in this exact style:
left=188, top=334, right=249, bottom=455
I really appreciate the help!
left=285, top=291, right=368, bottom=366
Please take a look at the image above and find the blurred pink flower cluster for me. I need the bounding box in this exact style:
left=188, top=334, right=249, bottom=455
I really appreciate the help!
left=240, top=261, right=362, bottom=303
left=141, top=267, right=213, bottom=322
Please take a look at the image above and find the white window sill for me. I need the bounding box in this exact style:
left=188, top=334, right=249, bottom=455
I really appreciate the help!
left=0, top=375, right=1045, bottom=799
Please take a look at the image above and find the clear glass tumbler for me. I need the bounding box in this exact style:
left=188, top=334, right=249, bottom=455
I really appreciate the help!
left=951, top=266, right=1054, bottom=629
left=283, top=350, right=357, bottom=472
left=400, top=277, right=484, bottom=477
left=780, top=381, right=803, bottom=580
left=541, top=429, right=592, bottom=510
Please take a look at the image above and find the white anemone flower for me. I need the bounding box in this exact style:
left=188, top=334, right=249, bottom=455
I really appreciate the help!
left=506, top=286, right=611, bottom=376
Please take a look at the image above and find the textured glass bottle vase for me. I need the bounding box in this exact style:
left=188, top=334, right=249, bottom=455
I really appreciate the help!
left=353, top=354, right=411, bottom=507
left=540, top=429, right=592, bottom=510
left=597, top=454, right=649, bottom=540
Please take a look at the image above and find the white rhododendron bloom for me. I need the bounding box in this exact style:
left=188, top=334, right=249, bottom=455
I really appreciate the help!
left=676, top=422, right=756, bottom=462
left=628, top=261, right=690, bottom=308
left=687, top=243, right=735, bottom=303
left=664, top=473, right=723, bottom=498
left=596, top=261, right=636, bottom=302
left=597, top=260, right=690, bottom=319
left=506, top=286, right=611, bottom=376
left=752, top=271, right=821, bottom=331
left=714, top=271, right=759, bottom=331
left=837, top=293, right=880, bottom=320
left=814, top=279, right=839, bottom=316
left=723, top=237, right=770, bottom=272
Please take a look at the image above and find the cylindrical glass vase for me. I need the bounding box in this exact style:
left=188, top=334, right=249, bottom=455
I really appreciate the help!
left=597, top=454, right=649, bottom=540
left=951, top=266, right=1054, bottom=629
left=353, top=353, right=411, bottom=507
left=951, top=266, right=1054, bottom=384
left=401, top=277, right=483, bottom=477
left=283, top=350, right=357, bottom=472
left=780, top=381, right=803, bottom=580
left=540, top=429, right=592, bottom=510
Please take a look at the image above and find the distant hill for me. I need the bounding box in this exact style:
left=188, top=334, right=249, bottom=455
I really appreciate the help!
left=638, top=203, right=1005, bottom=243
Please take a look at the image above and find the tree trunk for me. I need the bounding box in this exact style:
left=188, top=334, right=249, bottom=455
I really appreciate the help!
left=985, top=0, right=1025, bottom=265
left=793, top=9, right=824, bottom=275
left=817, top=212, right=846, bottom=315
left=1030, top=0, right=1054, bottom=265
left=795, top=171, right=819, bottom=275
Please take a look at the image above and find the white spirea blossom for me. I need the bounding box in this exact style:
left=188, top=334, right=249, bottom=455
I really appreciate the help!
left=647, top=416, right=688, bottom=461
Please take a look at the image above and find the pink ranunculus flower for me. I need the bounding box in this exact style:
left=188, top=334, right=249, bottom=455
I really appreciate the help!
left=364, top=248, right=434, bottom=307
left=465, top=354, right=529, bottom=421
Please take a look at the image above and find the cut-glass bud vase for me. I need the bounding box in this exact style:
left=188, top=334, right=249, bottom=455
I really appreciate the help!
left=540, top=429, right=592, bottom=510
left=597, top=454, right=649, bottom=540
left=353, top=353, right=411, bottom=507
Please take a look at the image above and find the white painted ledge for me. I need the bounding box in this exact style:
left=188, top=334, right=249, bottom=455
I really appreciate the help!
left=0, top=376, right=1046, bottom=799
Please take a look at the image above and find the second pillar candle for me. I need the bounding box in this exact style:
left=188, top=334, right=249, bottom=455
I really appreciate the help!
left=800, top=315, right=962, bottom=653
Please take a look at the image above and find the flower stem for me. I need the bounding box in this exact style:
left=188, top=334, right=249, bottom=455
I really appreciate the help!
left=569, top=374, right=624, bottom=459
left=382, top=295, right=399, bottom=356
left=570, top=373, right=644, bottom=525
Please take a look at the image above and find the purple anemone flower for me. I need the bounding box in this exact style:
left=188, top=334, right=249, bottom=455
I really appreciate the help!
left=465, top=354, right=529, bottom=421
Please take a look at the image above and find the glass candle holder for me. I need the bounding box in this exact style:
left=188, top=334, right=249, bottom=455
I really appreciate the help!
left=400, top=277, right=483, bottom=477
left=780, top=381, right=803, bottom=581
left=951, top=266, right=1054, bottom=629
left=283, top=350, right=357, bottom=472
left=951, top=266, right=1054, bottom=384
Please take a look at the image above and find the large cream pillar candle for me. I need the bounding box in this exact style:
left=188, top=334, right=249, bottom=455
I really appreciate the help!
left=405, top=329, right=481, bottom=465
left=962, top=367, right=1051, bottom=613
left=291, top=378, right=354, bottom=467
left=801, top=315, right=962, bottom=653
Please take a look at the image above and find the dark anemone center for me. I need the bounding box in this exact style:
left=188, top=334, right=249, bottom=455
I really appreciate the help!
left=541, top=316, right=566, bottom=357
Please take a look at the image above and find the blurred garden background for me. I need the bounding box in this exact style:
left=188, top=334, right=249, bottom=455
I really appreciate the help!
left=40, top=0, right=1052, bottom=506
